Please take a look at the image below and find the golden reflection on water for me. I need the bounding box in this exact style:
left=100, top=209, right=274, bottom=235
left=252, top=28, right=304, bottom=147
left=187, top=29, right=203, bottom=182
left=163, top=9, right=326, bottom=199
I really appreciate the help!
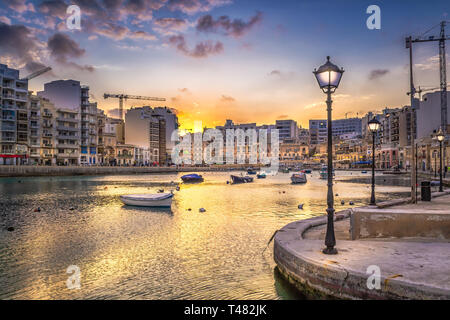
left=0, top=171, right=410, bottom=299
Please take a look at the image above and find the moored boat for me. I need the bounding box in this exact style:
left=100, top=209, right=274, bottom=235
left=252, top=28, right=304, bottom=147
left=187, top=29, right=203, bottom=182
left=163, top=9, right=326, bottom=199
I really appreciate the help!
left=247, top=168, right=257, bottom=175
left=120, top=193, right=174, bottom=207
left=181, top=173, right=204, bottom=183
left=291, top=172, right=307, bottom=184
left=231, top=175, right=254, bottom=184
left=257, top=173, right=267, bottom=179
left=319, top=166, right=334, bottom=179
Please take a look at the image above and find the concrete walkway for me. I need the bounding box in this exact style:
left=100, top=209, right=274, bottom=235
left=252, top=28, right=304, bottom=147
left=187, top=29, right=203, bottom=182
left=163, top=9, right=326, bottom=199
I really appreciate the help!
left=274, top=194, right=450, bottom=300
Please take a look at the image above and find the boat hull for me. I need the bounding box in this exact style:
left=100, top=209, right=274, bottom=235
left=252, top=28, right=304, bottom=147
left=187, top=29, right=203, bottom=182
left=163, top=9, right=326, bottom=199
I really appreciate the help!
left=291, top=173, right=307, bottom=184
left=120, top=194, right=173, bottom=207
left=231, top=175, right=254, bottom=184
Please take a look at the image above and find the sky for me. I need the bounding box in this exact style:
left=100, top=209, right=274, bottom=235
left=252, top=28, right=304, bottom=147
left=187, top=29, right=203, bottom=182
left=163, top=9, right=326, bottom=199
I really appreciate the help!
left=0, top=0, right=449, bottom=130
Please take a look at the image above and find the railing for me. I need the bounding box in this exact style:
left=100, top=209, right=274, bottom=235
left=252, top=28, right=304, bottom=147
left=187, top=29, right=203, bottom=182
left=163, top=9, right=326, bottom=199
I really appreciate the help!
left=1, top=125, right=16, bottom=131
left=0, top=137, right=15, bottom=142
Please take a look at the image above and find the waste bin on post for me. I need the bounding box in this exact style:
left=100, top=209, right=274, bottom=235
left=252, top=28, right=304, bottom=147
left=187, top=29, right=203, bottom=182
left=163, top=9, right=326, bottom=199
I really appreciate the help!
left=421, top=181, right=431, bottom=201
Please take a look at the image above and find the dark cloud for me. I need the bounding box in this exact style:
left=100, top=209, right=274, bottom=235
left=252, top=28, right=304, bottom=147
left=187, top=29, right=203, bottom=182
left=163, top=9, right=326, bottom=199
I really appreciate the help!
left=196, top=11, right=262, bottom=38
left=38, top=0, right=67, bottom=19
left=154, top=17, right=187, bottom=35
left=220, top=95, right=235, bottom=102
left=0, top=22, right=40, bottom=66
left=47, top=33, right=94, bottom=71
left=269, top=70, right=281, bottom=76
left=168, top=35, right=223, bottom=58
left=369, top=69, right=389, bottom=80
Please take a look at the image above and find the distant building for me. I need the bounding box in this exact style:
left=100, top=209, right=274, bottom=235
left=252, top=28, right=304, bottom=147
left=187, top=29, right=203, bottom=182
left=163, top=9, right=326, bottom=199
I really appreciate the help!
left=309, top=119, right=327, bottom=145
left=276, top=119, right=298, bottom=141
left=124, top=107, right=167, bottom=165
left=0, top=64, right=28, bottom=165
left=332, top=118, right=362, bottom=137
left=416, top=91, right=449, bottom=139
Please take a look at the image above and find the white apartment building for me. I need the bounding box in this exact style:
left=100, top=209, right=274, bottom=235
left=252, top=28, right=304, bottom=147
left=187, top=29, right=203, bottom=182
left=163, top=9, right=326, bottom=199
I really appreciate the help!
left=0, top=64, right=29, bottom=165
left=416, top=91, right=450, bottom=139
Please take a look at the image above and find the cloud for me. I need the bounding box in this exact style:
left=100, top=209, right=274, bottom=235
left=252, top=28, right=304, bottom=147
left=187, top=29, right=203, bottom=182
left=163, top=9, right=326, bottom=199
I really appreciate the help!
left=220, top=95, right=235, bottom=102
left=277, top=114, right=288, bottom=119
left=268, top=70, right=281, bottom=76
left=167, top=0, right=231, bottom=15
left=196, top=11, right=262, bottom=37
left=0, top=22, right=42, bottom=68
left=38, top=0, right=67, bottom=19
left=168, top=34, right=223, bottom=58
left=2, top=0, right=35, bottom=13
left=153, top=17, right=188, bottom=35
left=0, top=16, right=11, bottom=24
left=368, top=69, right=389, bottom=80
left=178, top=87, right=191, bottom=94
left=47, top=32, right=94, bottom=71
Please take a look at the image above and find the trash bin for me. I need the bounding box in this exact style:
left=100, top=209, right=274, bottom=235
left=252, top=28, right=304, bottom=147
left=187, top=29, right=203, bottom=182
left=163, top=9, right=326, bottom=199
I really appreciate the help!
left=421, top=181, right=431, bottom=201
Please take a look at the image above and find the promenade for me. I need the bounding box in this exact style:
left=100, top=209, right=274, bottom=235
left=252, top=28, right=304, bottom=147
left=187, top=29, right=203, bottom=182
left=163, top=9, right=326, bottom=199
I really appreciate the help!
left=0, top=164, right=264, bottom=177
left=274, top=192, right=450, bottom=299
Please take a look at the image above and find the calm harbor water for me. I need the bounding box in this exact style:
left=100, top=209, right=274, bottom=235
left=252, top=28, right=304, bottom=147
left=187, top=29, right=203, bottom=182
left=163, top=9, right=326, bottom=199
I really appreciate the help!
left=0, top=170, right=411, bottom=300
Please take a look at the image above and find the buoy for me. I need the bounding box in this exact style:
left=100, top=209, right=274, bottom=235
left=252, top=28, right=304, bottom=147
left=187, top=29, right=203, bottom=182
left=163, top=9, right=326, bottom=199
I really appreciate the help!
left=187, top=208, right=192, bottom=211
left=34, top=207, right=41, bottom=212
left=335, top=193, right=339, bottom=197
left=282, top=191, right=286, bottom=194
left=298, top=204, right=304, bottom=210
left=69, top=207, right=75, bottom=211
left=226, top=181, right=230, bottom=184
left=349, top=201, right=354, bottom=205
left=199, top=208, right=206, bottom=213
left=158, top=189, right=164, bottom=193
left=7, top=227, right=14, bottom=232
left=341, top=200, right=345, bottom=205
left=104, top=186, right=108, bottom=190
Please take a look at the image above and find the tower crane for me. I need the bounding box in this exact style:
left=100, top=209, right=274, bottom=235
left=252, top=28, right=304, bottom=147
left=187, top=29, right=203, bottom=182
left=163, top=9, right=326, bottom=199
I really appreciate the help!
left=103, top=93, right=166, bottom=120
left=21, top=66, right=52, bottom=81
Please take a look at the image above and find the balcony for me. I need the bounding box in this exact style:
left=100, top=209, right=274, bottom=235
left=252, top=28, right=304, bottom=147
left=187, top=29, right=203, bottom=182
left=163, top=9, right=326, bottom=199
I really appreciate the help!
left=43, top=133, right=53, bottom=137
left=56, top=117, right=78, bottom=123
left=0, top=137, right=15, bottom=142
left=57, top=153, right=79, bottom=158
left=43, top=143, right=53, bottom=148
left=2, top=116, right=15, bottom=121
left=57, top=125, right=78, bottom=132
left=1, top=125, right=16, bottom=131
left=43, top=112, right=53, bottom=117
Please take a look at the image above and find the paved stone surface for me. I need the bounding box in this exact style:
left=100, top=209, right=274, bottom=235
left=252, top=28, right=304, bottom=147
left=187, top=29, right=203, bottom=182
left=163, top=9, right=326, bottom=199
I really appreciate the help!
left=274, top=193, right=450, bottom=299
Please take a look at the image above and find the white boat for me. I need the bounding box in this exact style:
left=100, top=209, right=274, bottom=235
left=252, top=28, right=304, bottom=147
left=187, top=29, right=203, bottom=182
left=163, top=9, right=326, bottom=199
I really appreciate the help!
left=120, top=193, right=173, bottom=207
left=291, top=172, right=307, bottom=184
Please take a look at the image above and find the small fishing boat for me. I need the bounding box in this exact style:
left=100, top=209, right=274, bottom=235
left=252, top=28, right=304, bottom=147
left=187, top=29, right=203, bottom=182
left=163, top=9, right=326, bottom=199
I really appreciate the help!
left=304, top=169, right=312, bottom=174
left=247, top=168, right=257, bottom=175
left=291, top=172, right=307, bottom=184
left=120, top=193, right=173, bottom=207
left=231, top=175, right=254, bottom=184
left=361, top=171, right=368, bottom=174
left=257, top=173, right=267, bottom=179
left=181, top=173, right=204, bottom=183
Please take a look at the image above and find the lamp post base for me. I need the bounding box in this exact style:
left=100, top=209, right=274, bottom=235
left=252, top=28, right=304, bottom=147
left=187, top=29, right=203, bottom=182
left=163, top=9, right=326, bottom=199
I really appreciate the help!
left=322, top=247, right=338, bottom=255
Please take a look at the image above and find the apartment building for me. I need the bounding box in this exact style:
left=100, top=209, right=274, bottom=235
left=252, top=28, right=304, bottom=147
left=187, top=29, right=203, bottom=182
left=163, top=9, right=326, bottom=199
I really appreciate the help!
left=125, top=107, right=167, bottom=165
left=0, top=64, right=29, bottom=165
left=56, top=109, right=80, bottom=165
left=276, top=119, right=298, bottom=141
left=309, top=119, right=327, bottom=145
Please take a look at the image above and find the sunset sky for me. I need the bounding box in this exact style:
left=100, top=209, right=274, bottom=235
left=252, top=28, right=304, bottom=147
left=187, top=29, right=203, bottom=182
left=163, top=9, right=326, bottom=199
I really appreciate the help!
left=0, top=0, right=449, bottom=130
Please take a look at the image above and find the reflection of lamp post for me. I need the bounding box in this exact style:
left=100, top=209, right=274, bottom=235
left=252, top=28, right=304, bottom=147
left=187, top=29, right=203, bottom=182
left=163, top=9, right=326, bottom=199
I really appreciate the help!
left=368, top=118, right=381, bottom=205
left=313, top=56, right=344, bottom=255
left=437, top=128, right=445, bottom=192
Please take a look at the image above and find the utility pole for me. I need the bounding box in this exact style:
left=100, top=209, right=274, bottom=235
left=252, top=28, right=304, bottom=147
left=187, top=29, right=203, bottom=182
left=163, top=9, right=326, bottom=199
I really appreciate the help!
left=439, top=21, right=447, bottom=131
left=406, top=36, right=417, bottom=203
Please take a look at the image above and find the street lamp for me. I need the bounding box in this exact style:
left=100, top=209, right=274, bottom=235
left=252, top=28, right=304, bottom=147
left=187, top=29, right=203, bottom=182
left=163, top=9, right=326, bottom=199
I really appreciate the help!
left=313, top=56, right=344, bottom=255
left=368, top=118, right=381, bottom=205
left=436, top=128, right=445, bottom=192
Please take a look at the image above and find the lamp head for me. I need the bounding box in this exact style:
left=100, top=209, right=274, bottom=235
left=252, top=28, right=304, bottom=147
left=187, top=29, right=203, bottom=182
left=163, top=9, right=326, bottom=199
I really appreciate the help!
left=313, top=56, right=344, bottom=93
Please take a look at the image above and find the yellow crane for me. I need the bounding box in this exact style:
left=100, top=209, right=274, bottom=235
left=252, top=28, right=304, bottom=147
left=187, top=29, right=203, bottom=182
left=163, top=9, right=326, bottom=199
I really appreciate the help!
left=103, top=93, right=166, bottom=120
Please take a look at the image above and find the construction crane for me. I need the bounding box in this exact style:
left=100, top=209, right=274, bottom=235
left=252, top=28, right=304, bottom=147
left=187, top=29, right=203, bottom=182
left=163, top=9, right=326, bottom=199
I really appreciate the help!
left=408, top=85, right=450, bottom=100
left=406, top=21, right=450, bottom=130
left=406, top=20, right=450, bottom=203
left=21, top=66, right=52, bottom=81
left=103, top=93, right=166, bottom=120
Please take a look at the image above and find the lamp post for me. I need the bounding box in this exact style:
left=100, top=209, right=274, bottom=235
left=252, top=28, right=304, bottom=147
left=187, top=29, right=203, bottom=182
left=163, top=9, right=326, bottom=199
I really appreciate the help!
left=437, top=128, right=445, bottom=192
left=313, top=56, right=344, bottom=255
left=368, top=118, right=381, bottom=205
